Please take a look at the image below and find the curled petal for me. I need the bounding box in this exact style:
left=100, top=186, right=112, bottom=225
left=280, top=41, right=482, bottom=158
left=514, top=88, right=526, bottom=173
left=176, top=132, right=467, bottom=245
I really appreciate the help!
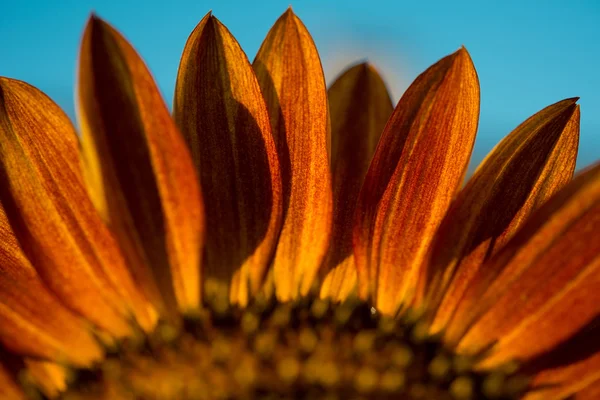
left=78, top=16, right=204, bottom=316
left=253, top=9, right=333, bottom=300
left=320, top=63, right=393, bottom=302
left=450, top=163, right=600, bottom=368
left=353, top=48, right=480, bottom=314
left=426, top=99, right=579, bottom=332
left=0, top=77, right=150, bottom=335
left=174, top=13, right=282, bottom=306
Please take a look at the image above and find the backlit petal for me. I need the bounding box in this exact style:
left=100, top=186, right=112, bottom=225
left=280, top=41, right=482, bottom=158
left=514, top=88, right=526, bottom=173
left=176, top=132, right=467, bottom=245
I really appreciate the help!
left=253, top=9, right=333, bottom=300
left=0, top=77, right=150, bottom=336
left=320, top=63, right=393, bottom=302
left=0, top=206, right=103, bottom=366
left=78, top=16, right=204, bottom=316
left=353, top=48, right=480, bottom=314
left=450, top=163, right=600, bottom=367
left=174, top=14, right=282, bottom=306
left=426, top=99, right=579, bottom=332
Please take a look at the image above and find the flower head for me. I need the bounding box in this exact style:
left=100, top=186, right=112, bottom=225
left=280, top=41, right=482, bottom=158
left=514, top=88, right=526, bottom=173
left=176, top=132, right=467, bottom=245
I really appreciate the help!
left=0, top=8, right=598, bottom=400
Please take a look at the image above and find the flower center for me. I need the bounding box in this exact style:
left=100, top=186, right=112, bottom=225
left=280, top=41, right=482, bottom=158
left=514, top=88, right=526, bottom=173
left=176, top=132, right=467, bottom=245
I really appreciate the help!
left=60, top=296, right=528, bottom=400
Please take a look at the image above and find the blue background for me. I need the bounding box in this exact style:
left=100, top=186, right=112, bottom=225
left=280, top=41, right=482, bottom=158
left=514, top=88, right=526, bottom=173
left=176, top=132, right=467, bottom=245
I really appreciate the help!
left=1, top=0, right=598, bottom=170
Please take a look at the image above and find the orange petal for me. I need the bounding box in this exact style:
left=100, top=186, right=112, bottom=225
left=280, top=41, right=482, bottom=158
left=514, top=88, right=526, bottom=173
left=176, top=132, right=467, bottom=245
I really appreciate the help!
left=25, top=360, right=68, bottom=398
left=253, top=9, right=333, bottom=300
left=173, top=14, right=282, bottom=306
left=426, top=99, right=579, bottom=333
left=0, top=77, right=151, bottom=336
left=0, top=357, right=24, bottom=400
left=522, top=320, right=600, bottom=400
left=450, top=163, right=600, bottom=368
left=0, top=179, right=102, bottom=367
left=0, top=218, right=103, bottom=366
left=524, top=363, right=600, bottom=400
left=78, top=16, right=204, bottom=316
left=320, top=63, right=393, bottom=302
left=353, top=48, right=480, bottom=314
left=578, top=379, right=600, bottom=400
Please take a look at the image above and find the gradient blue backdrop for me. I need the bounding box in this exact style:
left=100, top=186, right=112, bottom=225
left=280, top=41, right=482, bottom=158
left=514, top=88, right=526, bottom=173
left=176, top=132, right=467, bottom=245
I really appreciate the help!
left=1, top=0, right=598, bottom=170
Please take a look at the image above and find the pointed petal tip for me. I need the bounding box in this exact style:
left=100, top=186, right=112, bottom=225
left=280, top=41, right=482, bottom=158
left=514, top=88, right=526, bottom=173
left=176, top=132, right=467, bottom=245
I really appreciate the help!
left=556, top=97, right=579, bottom=106
left=566, top=96, right=580, bottom=104
left=206, top=11, right=218, bottom=23
left=282, top=6, right=296, bottom=19
left=364, top=62, right=386, bottom=76
left=454, top=46, right=474, bottom=63
left=84, top=12, right=112, bottom=38
left=357, top=60, right=372, bottom=69
left=344, top=60, right=379, bottom=77
left=551, top=98, right=580, bottom=116
left=456, top=45, right=469, bottom=55
left=86, top=12, right=102, bottom=27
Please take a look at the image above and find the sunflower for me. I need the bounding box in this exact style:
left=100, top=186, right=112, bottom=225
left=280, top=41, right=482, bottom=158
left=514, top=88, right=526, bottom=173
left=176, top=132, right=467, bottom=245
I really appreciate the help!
left=0, top=7, right=598, bottom=400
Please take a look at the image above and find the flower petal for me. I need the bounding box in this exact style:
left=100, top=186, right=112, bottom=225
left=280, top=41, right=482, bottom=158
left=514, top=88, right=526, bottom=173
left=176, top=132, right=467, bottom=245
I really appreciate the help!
left=450, top=163, right=600, bottom=367
left=522, top=320, right=600, bottom=400
left=578, top=379, right=600, bottom=400
left=253, top=9, right=333, bottom=300
left=78, top=16, right=204, bottom=316
left=353, top=48, right=480, bottom=314
left=525, top=366, right=600, bottom=400
left=174, top=14, right=282, bottom=306
left=0, top=154, right=103, bottom=368
left=0, top=235, right=103, bottom=366
left=25, top=360, right=68, bottom=398
left=0, top=357, right=24, bottom=400
left=426, top=99, right=579, bottom=332
left=0, top=77, right=151, bottom=336
left=320, top=63, right=393, bottom=302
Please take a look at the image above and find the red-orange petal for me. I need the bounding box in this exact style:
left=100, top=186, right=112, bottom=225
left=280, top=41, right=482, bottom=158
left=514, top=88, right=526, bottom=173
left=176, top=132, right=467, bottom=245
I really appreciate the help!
left=0, top=248, right=103, bottom=367
left=525, top=363, right=600, bottom=400
left=0, top=180, right=102, bottom=368
left=353, top=48, right=480, bottom=315
left=78, top=16, right=204, bottom=316
left=174, top=13, right=282, bottom=306
left=426, top=99, right=579, bottom=333
left=320, top=63, right=393, bottom=302
left=450, top=163, right=600, bottom=368
left=0, top=77, right=149, bottom=336
left=253, top=9, right=333, bottom=300
left=577, top=379, right=600, bottom=400
left=0, top=357, right=24, bottom=400
left=522, top=321, right=600, bottom=400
